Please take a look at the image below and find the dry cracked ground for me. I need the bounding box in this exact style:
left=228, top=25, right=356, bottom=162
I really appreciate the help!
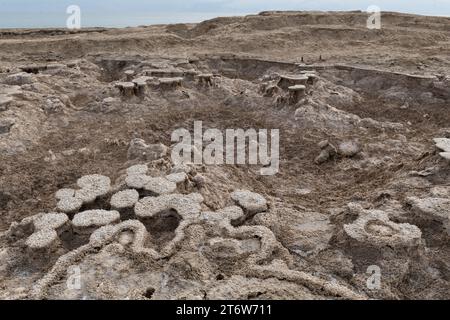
left=0, top=11, right=449, bottom=300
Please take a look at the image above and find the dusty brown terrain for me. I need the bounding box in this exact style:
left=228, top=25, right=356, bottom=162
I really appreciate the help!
left=0, top=11, right=449, bottom=300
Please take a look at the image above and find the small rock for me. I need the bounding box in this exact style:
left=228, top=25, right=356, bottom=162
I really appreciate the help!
left=338, top=141, right=361, bottom=157
left=127, top=138, right=168, bottom=161
left=314, top=141, right=337, bottom=164
left=315, top=149, right=330, bottom=164
left=192, top=174, right=206, bottom=188
left=0, top=118, right=14, bottom=134
left=318, top=140, right=329, bottom=149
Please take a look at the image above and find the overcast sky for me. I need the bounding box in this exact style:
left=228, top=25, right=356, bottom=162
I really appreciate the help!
left=0, top=0, right=449, bottom=28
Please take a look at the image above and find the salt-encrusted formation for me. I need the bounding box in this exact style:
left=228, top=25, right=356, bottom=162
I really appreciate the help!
left=126, top=164, right=148, bottom=175
left=18, top=212, right=70, bottom=250
left=124, top=69, right=135, bottom=81
left=1, top=163, right=368, bottom=300
left=165, top=172, right=188, bottom=184
left=125, top=164, right=155, bottom=190
left=406, top=197, right=450, bottom=226
left=33, top=213, right=69, bottom=234
left=433, top=138, right=450, bottom=151
left=183, top=69, right=199, bottom=80
left=110, top=189, right=140, bottom=220
left=143, top=177, right=177, bottom=195
left=73, top=188, right=98, bottom=204
left=197, top=73, right=214, bottom=87
left=334, top=203, right=427, bottom=297
left=55, top=188, right=75, bottom=200
left=124, top=162, right=184, bottom=194
left=55, top=174, right=111, bottom=214
left=135, top=193, right=204, bottom=219
left=199, top=206, right=364, bottom=299
left=132, top=76, right=154, bottom=85
left=328, top=203, right=433, bottom=298
left=230, top=190, right=268, bottom=214
left=131, top=76, right=153, bottom=96
left=132, top=78, right=147, bottom=96
left=246, top=260, right=365, bottom=300
left=28, top=219, right=161, bottom=299
left=29, top=191, right=205, bottom=298
left=0, top=95, right=13, bottom=111
left=199, top=205, right=289, bottom=266
left=77, top=174, right=111, bottom=198
left=115, top=74, right=155, bottom=98
left=56, top=196, right=84, bottom=214
left=110, top=189, right=140, bottom=210
left=405, top=196, right=450, bottom=244
left=433, top=138, right=450, bottom=161
left=288, top=84, right=306, bottom=104
left=277, top=74, right=309, bottom=90
left=125, top=173, right=152, bottom=189
left=253, top=205, right=333, bottom=257
left=25, top=229, right=59, bottom=250
left=29, top=219, right=166, bottom=299
left=72, top=209, right=120, bottom=234
left=343, top=204, right=422, bottom=248
left=2, top=52, right=449, bottom=301
left=170, top=162, right=194, bottom=175
left=115, top=81, right=136, bottom=98
left=301, top=72, right=319, bottom=85
left=3, top=72, right=34, bottom=85
left=158, top=77, right=183, bottom=90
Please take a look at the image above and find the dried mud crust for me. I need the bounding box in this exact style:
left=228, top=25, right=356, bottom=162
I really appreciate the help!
left=1, top=11, right=450, bottom=300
